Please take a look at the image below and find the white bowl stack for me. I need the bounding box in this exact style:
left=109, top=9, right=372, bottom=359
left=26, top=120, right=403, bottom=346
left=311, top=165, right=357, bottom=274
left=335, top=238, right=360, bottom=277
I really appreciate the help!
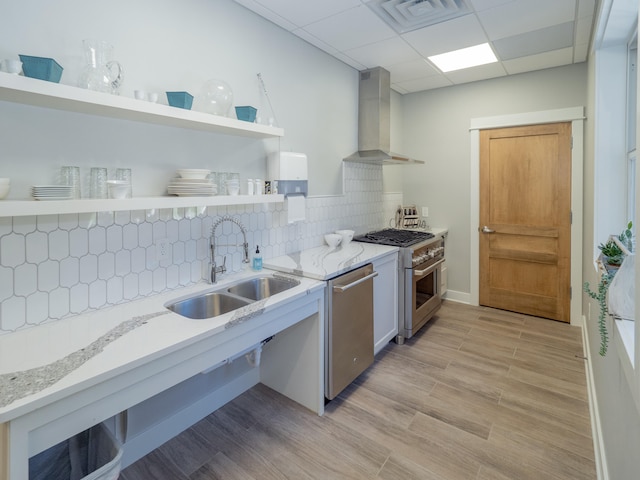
left=335, top=229, right=354, bottom=245
left=168, top=169, right=217, bottom=196
left=107, top=180, right=130, bottom=199
left=324, top=233, right=342, bottom=248
left=0, top=178, right=9, bottom=200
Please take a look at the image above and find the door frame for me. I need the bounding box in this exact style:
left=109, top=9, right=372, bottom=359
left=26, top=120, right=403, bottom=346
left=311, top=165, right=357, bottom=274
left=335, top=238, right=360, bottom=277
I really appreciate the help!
left=469, top=107, right=585, bottom=326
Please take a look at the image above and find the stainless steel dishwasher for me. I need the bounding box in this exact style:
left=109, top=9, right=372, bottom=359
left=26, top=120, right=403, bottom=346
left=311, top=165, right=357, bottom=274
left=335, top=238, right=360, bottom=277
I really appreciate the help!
left=325, top=263, right=378, bottom=400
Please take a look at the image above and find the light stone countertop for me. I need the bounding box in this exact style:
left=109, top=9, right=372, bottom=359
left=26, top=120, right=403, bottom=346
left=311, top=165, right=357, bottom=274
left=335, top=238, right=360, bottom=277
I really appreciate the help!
left=0, top=269, right=324, bottom=421
left=263, top=242, right=400, bottom=280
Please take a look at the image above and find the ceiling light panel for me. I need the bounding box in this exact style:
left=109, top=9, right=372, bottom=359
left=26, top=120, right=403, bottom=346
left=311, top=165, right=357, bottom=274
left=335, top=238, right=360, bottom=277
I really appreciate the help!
left=367, top=0, right=473, bottom=34
left=428, top=43, right=497, bottom=71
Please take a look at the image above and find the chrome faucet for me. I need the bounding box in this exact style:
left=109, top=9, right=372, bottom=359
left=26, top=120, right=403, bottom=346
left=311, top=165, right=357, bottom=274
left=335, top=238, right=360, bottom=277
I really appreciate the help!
left=209, top=215, right=250, bottom=283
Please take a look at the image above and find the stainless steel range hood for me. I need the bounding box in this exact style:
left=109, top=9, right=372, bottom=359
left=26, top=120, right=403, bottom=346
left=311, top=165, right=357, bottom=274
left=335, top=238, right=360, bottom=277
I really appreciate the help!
left=344, top=67, right=424, bottom=165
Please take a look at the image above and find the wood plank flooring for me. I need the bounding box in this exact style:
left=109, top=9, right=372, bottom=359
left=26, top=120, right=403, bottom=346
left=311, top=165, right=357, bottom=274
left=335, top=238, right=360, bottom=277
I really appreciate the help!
left=121, top=301, right=596, bottom=480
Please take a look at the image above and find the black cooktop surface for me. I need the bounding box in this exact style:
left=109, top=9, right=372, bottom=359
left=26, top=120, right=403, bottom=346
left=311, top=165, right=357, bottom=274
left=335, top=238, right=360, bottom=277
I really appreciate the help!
left=354, top=228, right=434, bottom=247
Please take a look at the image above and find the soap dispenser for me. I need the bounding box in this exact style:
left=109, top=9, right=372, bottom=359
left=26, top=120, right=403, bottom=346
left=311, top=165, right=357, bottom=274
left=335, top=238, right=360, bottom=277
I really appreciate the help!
left=253, top=245, right=263, bottom=271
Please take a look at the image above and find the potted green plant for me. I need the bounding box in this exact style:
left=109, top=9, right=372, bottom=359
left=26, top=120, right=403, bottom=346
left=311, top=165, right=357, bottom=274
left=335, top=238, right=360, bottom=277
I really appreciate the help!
left=598, top=239, right=624, bottom=266
left=585, top=221, right=633, bottom=356
left=597, top=221, right=633, bottom=268
left=584, top=273, right=613, bottom=356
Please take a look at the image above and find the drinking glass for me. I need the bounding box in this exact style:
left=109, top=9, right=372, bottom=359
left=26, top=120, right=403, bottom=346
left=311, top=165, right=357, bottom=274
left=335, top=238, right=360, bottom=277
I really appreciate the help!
left=116, top=168, right=132, bottom=198
left=226, top=172, right=240, bottom=196
left=208, top=172, right=219, bottom=195
left=90, top=167, right=108, bottom=199
left=218, top=172, right=228, bottom=195
left=61, top=166, right=81, bottom=198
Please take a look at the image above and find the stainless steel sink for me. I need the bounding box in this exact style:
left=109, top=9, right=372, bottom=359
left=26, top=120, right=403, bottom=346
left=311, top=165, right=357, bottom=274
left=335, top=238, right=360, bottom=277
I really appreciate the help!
left=166, top=292, right=252, bottom=320
left=227, top=276, right=300, bottom=301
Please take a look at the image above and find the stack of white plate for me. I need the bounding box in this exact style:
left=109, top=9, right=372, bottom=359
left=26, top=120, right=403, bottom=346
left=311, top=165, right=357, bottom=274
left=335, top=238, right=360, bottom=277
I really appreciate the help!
left=167, top=178, right=217, bottom=196
left=32, top=185, right=74, bottom=201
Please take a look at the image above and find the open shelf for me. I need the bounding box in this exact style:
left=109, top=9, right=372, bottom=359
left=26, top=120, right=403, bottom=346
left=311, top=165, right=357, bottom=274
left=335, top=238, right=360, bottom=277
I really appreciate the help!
left=0, top=194, right=285, bottom=217
left=0, top=73, right=284, bottom=138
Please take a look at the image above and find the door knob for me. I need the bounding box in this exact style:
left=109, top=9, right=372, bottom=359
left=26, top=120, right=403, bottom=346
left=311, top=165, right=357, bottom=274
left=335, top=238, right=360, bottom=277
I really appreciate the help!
left=481, top=226, right=495, bottom=233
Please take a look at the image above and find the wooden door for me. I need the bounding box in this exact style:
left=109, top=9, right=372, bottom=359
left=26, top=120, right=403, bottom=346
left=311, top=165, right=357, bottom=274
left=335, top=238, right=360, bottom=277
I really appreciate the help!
left=479, top=122, right=571, bottom=322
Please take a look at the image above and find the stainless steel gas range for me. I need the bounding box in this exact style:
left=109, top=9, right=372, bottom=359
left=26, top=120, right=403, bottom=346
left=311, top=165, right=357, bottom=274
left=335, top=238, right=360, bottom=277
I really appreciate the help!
left=354, top=228, right=445, bottom=343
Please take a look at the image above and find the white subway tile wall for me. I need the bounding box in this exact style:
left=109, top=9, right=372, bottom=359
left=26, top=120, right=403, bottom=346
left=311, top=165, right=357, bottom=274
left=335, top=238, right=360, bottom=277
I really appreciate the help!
left=0, top=162, right=384, bottom=334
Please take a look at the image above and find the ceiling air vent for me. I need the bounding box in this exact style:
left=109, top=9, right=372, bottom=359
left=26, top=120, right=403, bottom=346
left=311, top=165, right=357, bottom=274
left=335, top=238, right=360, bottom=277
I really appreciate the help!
left=367, top=0, right=472, bottom=34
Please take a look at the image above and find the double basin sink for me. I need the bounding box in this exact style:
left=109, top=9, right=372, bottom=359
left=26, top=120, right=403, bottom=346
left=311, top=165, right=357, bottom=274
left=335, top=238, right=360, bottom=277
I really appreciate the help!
left=166, top=274, right=301, bottom=320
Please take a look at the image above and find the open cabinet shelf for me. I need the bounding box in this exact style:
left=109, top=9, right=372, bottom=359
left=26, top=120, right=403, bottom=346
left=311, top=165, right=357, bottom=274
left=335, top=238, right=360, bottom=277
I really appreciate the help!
left=0, top=72, right=284, bottom=138
left=0, top=194, right=285, bottom=217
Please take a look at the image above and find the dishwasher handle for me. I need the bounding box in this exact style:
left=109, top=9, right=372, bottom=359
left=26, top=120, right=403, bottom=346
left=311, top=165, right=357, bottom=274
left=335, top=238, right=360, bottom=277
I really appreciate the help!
left=333, top=271, right=378, bottom=293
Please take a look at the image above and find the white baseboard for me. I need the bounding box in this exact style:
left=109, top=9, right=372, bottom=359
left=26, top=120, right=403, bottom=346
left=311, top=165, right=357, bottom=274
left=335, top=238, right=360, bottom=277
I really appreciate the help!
left=442, top=289, right=471, bottom=304
left=120, top=368, right=260, bottom=468
left=582, top=314, right=609, bottom=480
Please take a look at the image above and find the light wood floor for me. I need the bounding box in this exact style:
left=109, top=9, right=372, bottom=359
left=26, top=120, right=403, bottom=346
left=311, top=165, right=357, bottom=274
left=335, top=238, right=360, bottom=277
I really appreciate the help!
left=121, top=301, right=596, bottom=480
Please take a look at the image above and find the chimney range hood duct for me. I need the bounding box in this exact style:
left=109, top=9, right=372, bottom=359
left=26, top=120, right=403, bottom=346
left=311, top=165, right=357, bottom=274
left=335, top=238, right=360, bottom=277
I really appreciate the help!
left=344, top=67, right=424, bottom=165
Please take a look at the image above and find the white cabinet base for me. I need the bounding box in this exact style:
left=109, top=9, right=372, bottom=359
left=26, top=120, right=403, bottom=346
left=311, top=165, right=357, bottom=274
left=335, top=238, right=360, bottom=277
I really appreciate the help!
left=372, top=252, right=399, bottom=355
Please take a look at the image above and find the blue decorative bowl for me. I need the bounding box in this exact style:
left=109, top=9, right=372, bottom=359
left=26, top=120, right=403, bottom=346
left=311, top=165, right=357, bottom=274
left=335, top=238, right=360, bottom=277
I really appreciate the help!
left=235, top=106, right=257, bottom=122
left=166, top=91, right=193, bottom=110
left=18, top=55, right=63, bottom=83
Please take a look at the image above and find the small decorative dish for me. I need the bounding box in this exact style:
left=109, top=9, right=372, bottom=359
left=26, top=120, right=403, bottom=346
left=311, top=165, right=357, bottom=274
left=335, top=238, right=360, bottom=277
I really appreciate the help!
left=166, top=91, right=194, bottom=110
left=235, top=106, right=257, bottom=123
left=19, top=55, right=63, bottom=83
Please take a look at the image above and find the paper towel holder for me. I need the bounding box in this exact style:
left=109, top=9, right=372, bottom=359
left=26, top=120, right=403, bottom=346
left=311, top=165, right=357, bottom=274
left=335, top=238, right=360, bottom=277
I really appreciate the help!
left=269, top=152, right=308, bottom=197
left=278, top=180, right=307, bottom=198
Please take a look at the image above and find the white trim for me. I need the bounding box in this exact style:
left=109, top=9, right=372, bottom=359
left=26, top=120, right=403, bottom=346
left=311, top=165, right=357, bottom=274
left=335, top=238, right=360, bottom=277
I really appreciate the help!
left=442, top=289, right=471, bottom=305
left=469, top=107, right=585, bottom=326
left=469, top=106, right=585, bottom=131
left=583, top=314, right=610, bottom=480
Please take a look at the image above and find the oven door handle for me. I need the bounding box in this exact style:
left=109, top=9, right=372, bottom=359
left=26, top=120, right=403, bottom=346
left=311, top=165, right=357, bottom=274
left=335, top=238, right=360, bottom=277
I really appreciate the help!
left=413, top=258, right=445, bottom=277
left=333, top=271, right=378, bottom=293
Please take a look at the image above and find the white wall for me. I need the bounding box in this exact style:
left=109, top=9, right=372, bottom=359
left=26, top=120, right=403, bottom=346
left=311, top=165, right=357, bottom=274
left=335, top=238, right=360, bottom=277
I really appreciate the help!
left=395, top=63, right=588, bottom=297
left=582, top=7, right=640, bottom=478
left=0, top=0, right=396, bottom=334
left=0, top=0, right=356, bottom=196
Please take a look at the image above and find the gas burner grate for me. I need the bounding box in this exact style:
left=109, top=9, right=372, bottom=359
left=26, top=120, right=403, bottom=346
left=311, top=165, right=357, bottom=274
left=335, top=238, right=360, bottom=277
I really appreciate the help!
left=354, top=228, right=434, bottom=247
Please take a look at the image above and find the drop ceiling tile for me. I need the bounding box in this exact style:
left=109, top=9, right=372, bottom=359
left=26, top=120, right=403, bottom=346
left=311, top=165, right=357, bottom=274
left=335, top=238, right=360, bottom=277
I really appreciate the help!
left=344, top=37, right=422, bottom=68
left=575, top=15, right=595, bottom=45
left=302, top=5, right=397, bottom=51
left=387, top=58, right=441, bottom=82
left=468, top=0, right=517, bottom=11
left=395, top=75, right=454, bottom=93
left=444, top=61, right=507, bottom=84
left=402, top=14, right=489, bottom=57
left=478, top=0, right=576, bottom=40
left=577, top=0, right=596, bottom=18
left=493, top=22, right=574, bottom=61
left=233, top=0, right=298, bottom=31
left=332, top=51, right=367, bottom=70
left=293, top=28, right=340, bottom=55
left=502, top=47, right=574, bottom=74
left=250, top=0, right=362, bottom=27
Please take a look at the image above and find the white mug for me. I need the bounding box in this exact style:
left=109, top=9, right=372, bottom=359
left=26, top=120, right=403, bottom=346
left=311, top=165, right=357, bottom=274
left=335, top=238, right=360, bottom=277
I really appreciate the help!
left=2, top=59, right=22, bottom=74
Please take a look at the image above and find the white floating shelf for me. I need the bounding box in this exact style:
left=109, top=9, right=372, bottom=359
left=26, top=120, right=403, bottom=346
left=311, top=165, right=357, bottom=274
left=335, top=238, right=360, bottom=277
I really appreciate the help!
left=0, top=195, right=284, bottom=217
left=0, top=73, right=284, bottom=138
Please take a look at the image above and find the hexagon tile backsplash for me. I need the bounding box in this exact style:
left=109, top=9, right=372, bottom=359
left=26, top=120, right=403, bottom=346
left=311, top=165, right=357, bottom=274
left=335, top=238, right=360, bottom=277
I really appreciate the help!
left=0, top=162, right=385, bottom=334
